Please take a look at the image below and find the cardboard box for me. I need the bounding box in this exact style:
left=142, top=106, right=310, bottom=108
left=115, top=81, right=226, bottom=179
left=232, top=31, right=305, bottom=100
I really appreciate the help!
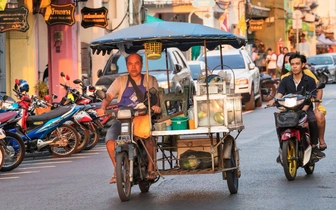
left=177, top=138, right=218, bottom=161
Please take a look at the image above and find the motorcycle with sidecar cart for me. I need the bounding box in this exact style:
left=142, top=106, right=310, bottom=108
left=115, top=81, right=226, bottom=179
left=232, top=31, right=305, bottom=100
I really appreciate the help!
left=90, top=21, right=247, bottom=201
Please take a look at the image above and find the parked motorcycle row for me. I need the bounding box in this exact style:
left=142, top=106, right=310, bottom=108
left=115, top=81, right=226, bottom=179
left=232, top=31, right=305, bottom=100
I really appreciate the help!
left=0, top=73, right=115, bottom=172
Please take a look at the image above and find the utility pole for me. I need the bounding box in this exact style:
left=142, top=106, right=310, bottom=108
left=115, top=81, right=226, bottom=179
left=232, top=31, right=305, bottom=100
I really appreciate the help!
left=130, top=0, right=141, bottom=25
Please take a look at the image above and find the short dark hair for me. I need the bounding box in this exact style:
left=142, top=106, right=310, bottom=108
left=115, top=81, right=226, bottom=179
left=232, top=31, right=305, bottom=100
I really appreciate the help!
left=289, top=52, right=306, bottom=64
left=125, top=53, right=143, bottom=64
left=267, top=48, right=272, bottom=51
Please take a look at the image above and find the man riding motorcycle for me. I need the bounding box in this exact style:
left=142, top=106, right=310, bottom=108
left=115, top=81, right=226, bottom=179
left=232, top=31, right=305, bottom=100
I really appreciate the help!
left=97, top=53, right=161, bottom=184
left=268, top=52, right=325, bottom=162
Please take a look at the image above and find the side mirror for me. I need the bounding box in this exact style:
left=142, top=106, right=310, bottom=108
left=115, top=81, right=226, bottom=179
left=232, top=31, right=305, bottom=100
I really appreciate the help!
left=52, top=94, right=58, bottom=99
left=317, top=83, right=326, bottom=89
left=60, top=72, right=65, bottom=77
left=88, top=85, right=96, bottom=92
left=248, top=63, right=256, bottom=70
left=73, top=79, right=82, bottom=84
left=174, top=64, right=183, bottom=74
left=110, top=63, right=117, bottom=71
left=65, top=75, right=70, bottom=81
left=97, top=69, right=103, bottom=78
left=96, top=90, right=106, bottom=100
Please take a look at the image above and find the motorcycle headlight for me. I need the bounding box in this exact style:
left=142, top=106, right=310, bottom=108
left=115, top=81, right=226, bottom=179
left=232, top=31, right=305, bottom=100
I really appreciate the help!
left=278, top=98, right=305, bottom=108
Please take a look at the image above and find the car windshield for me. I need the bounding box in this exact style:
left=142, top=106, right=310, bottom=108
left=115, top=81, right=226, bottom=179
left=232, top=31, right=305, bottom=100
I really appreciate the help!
left=199, top=54, right=245, bottom=70
left=105, top=52, right=170, bottom=75
left=307, top=56, right=333, bottom=65
left=189, top=64, right=201, bottom=80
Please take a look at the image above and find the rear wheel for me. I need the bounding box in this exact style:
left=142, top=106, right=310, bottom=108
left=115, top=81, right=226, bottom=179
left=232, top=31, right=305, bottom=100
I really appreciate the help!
left=73, top=123, right=90, bottom=153
left=320, top=75, right=328, bottom=84
left=224, top=137, right=239, bottom=194
left=48, top=124, right=79, bottom=158
left=84, top=122, right=100, bottom=150
left=139, top=181, right=150, bottom=193
left=262, top=83, right=276, bottom=102
left=255, top=88, right=262, bottom=107
left=0, top=132, right=25, bottom=172
left=116, top=152, right=132, bottom=201
left=244, top=87, right=255, bottom=111
left=304, top=163, right=315, bottom=174
left=282, top=139, right=297, bottom=181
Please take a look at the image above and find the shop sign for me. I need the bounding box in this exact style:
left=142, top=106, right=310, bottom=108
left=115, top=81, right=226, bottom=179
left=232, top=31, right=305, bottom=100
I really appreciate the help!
left=45, top=3, right=75, bottom=26
left=81, top=7, right=108, bottom=29
left=248, top=19, right=263, bottom=31
left=0, top=6, right=29, bottom=33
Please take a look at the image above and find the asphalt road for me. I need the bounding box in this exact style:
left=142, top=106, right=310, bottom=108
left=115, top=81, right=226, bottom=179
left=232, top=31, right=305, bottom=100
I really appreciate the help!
left=1, top=84, right=336, bottom=210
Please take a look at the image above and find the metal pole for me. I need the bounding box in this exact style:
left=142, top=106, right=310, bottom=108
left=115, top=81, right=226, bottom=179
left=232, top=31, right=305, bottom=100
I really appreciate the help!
left=129, top=0, right=133, bottom=25
left=188, top=9, right=208, bottom=60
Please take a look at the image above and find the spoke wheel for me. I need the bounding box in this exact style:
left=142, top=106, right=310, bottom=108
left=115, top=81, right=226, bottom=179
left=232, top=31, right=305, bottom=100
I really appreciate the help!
left=282, top=139, right=297, bottom=181
left=224, top=137, right=239, bottom=194
left=116, top=152, right=132, bottom=202
left=0, top=132, right=25, bottom=172
left=48, top=124, right=79, bottom=158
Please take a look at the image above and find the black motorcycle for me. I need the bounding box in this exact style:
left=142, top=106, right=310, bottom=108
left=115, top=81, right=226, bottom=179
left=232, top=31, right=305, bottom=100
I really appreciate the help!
left=260, top=72, right=279, bottom=102
left=307, top=63, right=330, bottom=84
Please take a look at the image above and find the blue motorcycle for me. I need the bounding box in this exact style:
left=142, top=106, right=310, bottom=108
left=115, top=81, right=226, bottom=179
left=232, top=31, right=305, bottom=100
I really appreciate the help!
left=1, top=94, right=81, bottom=158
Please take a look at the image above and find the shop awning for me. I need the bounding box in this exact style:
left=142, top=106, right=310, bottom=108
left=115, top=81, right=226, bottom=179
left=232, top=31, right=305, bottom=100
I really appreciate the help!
left=144, top=15, right=164, bottom=23
left=317, top=33, right=336, bottom=46
left=247, top=4, right=270, bottom=19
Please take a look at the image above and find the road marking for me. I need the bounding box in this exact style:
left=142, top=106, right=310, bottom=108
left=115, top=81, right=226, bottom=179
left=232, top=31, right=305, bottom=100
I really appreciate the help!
left=21, top=160, right=73, bottom=166
left=18, top=165, right=56, bottom=170
left=0, top=176, right=19, bottom=180
left=74, top=152, right=100, bottom=156
left=23, top=156, right=86, bottom=163
left=0, top=171, right=40, bottom=176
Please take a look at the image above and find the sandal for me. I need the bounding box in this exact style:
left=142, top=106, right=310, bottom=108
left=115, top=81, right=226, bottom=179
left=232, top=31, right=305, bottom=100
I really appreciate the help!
left=319, top=143, right=327, bottom=151
left=145, top=171, right=157, bottom=180
left=109, top=172, right=116, bottom=184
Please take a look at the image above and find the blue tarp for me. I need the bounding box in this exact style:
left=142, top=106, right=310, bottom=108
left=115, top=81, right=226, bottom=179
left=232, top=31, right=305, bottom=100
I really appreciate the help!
left=90, top=21, right=247, bottom=55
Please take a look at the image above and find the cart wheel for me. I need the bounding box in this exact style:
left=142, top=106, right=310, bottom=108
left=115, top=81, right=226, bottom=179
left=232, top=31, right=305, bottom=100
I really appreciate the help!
left=116, top=152, right=132, bottom=201
left=224, top=139, right=238, bottom=194
left=139, top=181, right=150, bottom=193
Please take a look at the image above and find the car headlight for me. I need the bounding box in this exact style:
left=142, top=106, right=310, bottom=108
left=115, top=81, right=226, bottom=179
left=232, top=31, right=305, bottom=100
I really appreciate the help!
left=235, top=78, right=248, bottom=85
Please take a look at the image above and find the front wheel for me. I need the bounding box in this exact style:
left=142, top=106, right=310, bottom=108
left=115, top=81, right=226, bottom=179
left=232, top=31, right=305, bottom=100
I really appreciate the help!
left=116, top=152, right=132, bottom=202
left=48, top=124, right=79, bottom=158
left=0, top=132, right=25, bottom=172
left=282, top=139, right=297, bottom=181
left=84, top=122, right=100, bottom=150
left=139, top=181, right=150, bottom=193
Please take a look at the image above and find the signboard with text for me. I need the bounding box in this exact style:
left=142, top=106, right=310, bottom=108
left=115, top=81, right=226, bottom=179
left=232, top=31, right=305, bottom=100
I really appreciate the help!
left=45, top=3, right=75, bottom=26
left=0, top=6, right=29, bottom=33
left=81, top=7, right=108, bottom=29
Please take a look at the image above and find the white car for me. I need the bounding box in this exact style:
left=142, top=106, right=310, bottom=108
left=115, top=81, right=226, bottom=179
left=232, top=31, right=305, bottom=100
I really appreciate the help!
left=197, top=49, right=261, bottom=111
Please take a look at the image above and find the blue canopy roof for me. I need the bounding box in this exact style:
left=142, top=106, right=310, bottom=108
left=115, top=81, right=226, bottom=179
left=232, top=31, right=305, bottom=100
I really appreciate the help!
left=90, top=21, right=247, bottom=55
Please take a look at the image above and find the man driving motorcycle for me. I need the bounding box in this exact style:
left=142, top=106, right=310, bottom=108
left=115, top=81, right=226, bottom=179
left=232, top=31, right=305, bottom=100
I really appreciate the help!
left=281, top=53, right=327, bottom=151
left=97, top=53, right=162, bottom=184
left=268, top=52, right=325, bottom=161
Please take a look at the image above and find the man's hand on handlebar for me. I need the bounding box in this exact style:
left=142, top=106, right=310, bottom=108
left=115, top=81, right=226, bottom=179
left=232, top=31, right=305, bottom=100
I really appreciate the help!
left=151, top=105, right=161, bottom=114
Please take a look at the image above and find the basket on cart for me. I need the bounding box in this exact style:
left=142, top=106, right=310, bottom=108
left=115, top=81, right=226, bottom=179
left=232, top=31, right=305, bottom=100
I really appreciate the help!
left=143, top=41, right=162, bottom=60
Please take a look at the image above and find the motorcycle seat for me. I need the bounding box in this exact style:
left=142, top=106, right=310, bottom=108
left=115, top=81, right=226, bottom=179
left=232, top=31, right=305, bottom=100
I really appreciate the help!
left=27, top=106, right=73, bottom=122
left=0, top=111, right=17, bottom=123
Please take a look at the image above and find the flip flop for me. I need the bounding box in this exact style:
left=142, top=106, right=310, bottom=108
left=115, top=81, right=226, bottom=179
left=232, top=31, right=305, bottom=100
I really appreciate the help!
left=109, top=176, right=116, bottom=184
left=319, top=143, right=327, bottom=151
left=145, top=171, right=157, bottom=180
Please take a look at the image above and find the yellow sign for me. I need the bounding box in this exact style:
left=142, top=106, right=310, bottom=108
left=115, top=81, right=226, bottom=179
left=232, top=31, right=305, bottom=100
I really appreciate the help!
left=0, top=0, right=7, bottom=11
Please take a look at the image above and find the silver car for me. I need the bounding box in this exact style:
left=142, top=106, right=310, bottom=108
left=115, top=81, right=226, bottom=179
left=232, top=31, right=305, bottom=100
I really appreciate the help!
left=307, top=54, right=336, bottom=83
